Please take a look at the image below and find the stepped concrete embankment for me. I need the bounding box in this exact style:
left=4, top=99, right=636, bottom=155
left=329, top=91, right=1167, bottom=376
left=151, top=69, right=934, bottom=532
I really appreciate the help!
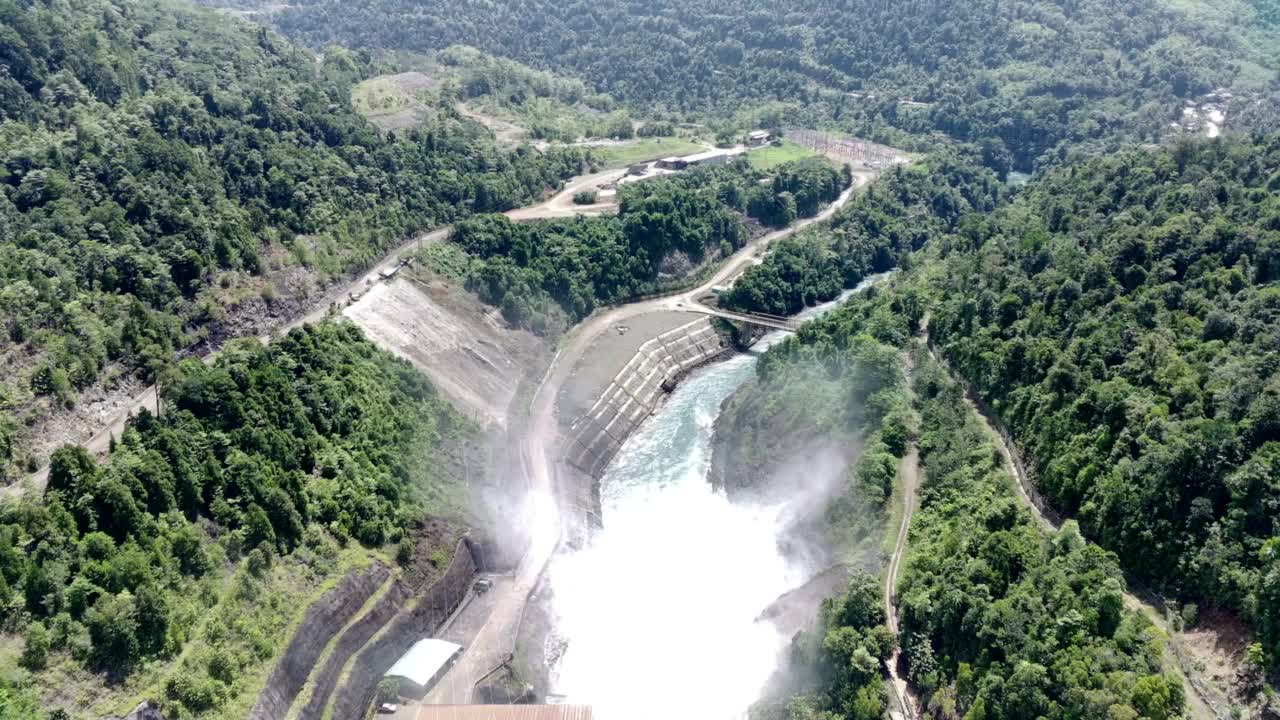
left=563, top=315, right=730, bottom=478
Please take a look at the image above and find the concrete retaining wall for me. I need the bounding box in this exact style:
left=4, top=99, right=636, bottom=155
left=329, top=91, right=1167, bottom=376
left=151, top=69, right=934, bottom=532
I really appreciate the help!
left=564, top=317, right=729, bottom=478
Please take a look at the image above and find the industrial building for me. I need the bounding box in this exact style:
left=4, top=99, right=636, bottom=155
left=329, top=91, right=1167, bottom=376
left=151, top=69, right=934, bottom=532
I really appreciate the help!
left=681, top=149, right=732, bottom=167
left=656, top=149, right=733, bottom=170
left=414, top=707, right=593, bottom=720
left=385, top=639, right=464, bottom=699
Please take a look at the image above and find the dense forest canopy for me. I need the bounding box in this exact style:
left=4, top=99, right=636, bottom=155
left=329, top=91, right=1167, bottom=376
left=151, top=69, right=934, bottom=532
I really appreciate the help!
left=740, top=132, right=1280, bottom=674
left=928, top=134, right=1280, bottom=667
left=272, top=0, right=1280, bottom=169
left=2, top=322, right=468, bottom=716
left=741, top=282, right=1186, bottom=720
left=725, top=154, right=1003, bottom=316
left=432, top=158, right=849, bottom=332
left=0, top=0, right=587, bottom=479
left=901, top=356, right=1185, bottom=720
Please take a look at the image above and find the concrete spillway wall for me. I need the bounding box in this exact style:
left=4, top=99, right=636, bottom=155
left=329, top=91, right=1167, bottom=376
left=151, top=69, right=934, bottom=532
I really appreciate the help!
left=565, top=317, right=729, bottom=478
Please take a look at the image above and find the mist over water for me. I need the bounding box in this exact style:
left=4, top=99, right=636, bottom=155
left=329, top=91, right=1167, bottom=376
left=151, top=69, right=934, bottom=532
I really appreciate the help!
left=548, top=274, right=892, bottom=718
left=548, top=354, right=797, bottom=719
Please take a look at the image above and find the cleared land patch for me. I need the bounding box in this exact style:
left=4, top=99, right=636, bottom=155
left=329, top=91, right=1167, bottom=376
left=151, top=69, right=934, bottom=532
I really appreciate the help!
left=352, top=71, right=441, bottom=132
left=746, top=139, right=819, bottom=169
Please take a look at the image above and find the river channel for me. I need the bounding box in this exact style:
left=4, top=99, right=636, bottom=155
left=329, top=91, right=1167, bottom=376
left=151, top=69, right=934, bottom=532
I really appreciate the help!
left=545, top=277, right=888, bottom=719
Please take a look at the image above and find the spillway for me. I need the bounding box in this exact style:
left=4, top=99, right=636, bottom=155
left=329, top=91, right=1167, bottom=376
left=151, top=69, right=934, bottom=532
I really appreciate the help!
left=544, top=275, right=890, bottom=719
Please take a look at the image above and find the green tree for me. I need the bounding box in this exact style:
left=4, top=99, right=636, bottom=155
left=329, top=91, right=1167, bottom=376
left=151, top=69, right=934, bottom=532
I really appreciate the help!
left=20, top=622, right=50, bottom=671
left=86, top=592, right=139, bottom=669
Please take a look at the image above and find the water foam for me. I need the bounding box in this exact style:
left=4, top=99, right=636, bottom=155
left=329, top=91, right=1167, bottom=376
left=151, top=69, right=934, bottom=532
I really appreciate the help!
left=548, top=355, right=793, bottom=719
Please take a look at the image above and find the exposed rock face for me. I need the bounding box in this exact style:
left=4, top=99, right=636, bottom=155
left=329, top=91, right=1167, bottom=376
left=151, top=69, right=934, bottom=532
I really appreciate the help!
left=297, top=579, right=413, bottom=719
left=104, top=701, right=166, bottom=720
left=328, top=538, right=480, bottom=720
left=248, top=562, right=392, bottom=720
left=344, top=278, right=548, bottom=430
left=755, top=563, right=853, bottom=640
left=709, top=375, right=858, bottom=505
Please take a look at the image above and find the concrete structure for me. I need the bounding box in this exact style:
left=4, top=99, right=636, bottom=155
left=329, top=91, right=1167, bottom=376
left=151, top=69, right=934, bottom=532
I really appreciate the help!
left=656, top=156, right=687, bottom=170
left=748, top=129, right=773, bottom=146
left=682, top=149, right=732, bottom=167
left=386, top=639, right=464, bottom=699
left=415, top=707, right=593, bottom=720
left=564, top=316, right=729, bottom=478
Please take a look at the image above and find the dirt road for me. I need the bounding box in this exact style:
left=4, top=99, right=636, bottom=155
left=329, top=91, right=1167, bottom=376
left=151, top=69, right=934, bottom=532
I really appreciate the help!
left=12, top=167, right=631, bottom=496
left=885, top=446, right=919, bottom=720
left=882, top=338, right=922, bottom=720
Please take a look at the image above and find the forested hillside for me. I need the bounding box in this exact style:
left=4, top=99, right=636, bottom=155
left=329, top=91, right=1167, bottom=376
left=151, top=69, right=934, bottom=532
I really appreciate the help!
left=271, top=0, right=1279, bottom=169
left=0, top=322, right=470, bottom=718
left=928, top=135, right=1280, bottom=668
left=735, top=282, right=1186, bottom=720
left=0, top=0, right=586, bottom=481
left=901, top=355, right=1186, bottom=720
left=725, top=153, right=1002, bottom=316
left=428, top=158, right=849, bottom=332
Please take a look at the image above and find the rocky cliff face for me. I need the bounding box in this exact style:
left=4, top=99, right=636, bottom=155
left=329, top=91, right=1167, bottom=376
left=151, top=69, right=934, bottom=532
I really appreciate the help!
left=709, top=370, right=880, bottom=611
left=248, top=562, right=393, bottom=720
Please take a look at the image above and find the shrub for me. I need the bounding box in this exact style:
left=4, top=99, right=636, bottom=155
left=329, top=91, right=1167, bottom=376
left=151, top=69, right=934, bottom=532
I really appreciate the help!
left=378, top=678, right=401, bottom=704
left=21, top=622, right=50, bottom=670
left=396, top=537, right=416, bottom=566
left=572, top=190, right=597, bottom=205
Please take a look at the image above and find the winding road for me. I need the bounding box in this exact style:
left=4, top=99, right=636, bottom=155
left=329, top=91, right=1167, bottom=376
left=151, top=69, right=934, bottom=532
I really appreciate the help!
left=420, top=167, right=880, bottom=706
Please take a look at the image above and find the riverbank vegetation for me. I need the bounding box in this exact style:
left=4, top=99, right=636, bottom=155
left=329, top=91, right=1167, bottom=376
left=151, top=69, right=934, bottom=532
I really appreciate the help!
left=714, top=283, right=916, bottom=554
left=0, top=0, right=586, bottom=481
left=724, top=154, right=1002, bottom=316
left=736, top=281, right=1190, bottom=719
left=432, top=158, right=849, bottom=332
left=718, top=289, right=913, bottom=720
left=743, top=132, right=1280, bottom=710
left=0, top=323, right=470, bottom=718
left=784, top=573, right=897, bottom=720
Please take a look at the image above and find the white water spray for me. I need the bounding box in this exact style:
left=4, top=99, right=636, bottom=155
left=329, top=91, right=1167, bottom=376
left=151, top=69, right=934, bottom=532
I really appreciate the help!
left=546, top=273, right=894, bottom=718
left=548, top=355, right=797, bottom=719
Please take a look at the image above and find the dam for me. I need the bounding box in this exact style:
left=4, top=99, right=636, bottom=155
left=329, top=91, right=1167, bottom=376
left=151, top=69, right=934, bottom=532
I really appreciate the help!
left=543, top=277, right=888, bottom=718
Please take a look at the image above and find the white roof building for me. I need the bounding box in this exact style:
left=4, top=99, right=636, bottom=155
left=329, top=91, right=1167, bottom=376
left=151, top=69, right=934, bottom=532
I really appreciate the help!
left=386, top=638, right=463, bottom=697
left=681, top=149, right=732, bottom=165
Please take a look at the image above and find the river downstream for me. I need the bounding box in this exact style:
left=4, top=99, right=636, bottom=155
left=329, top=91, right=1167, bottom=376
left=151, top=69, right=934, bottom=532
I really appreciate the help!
left=548, top=351, right=793, bottom=719
left=545, top=277, right=888, bottom=718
